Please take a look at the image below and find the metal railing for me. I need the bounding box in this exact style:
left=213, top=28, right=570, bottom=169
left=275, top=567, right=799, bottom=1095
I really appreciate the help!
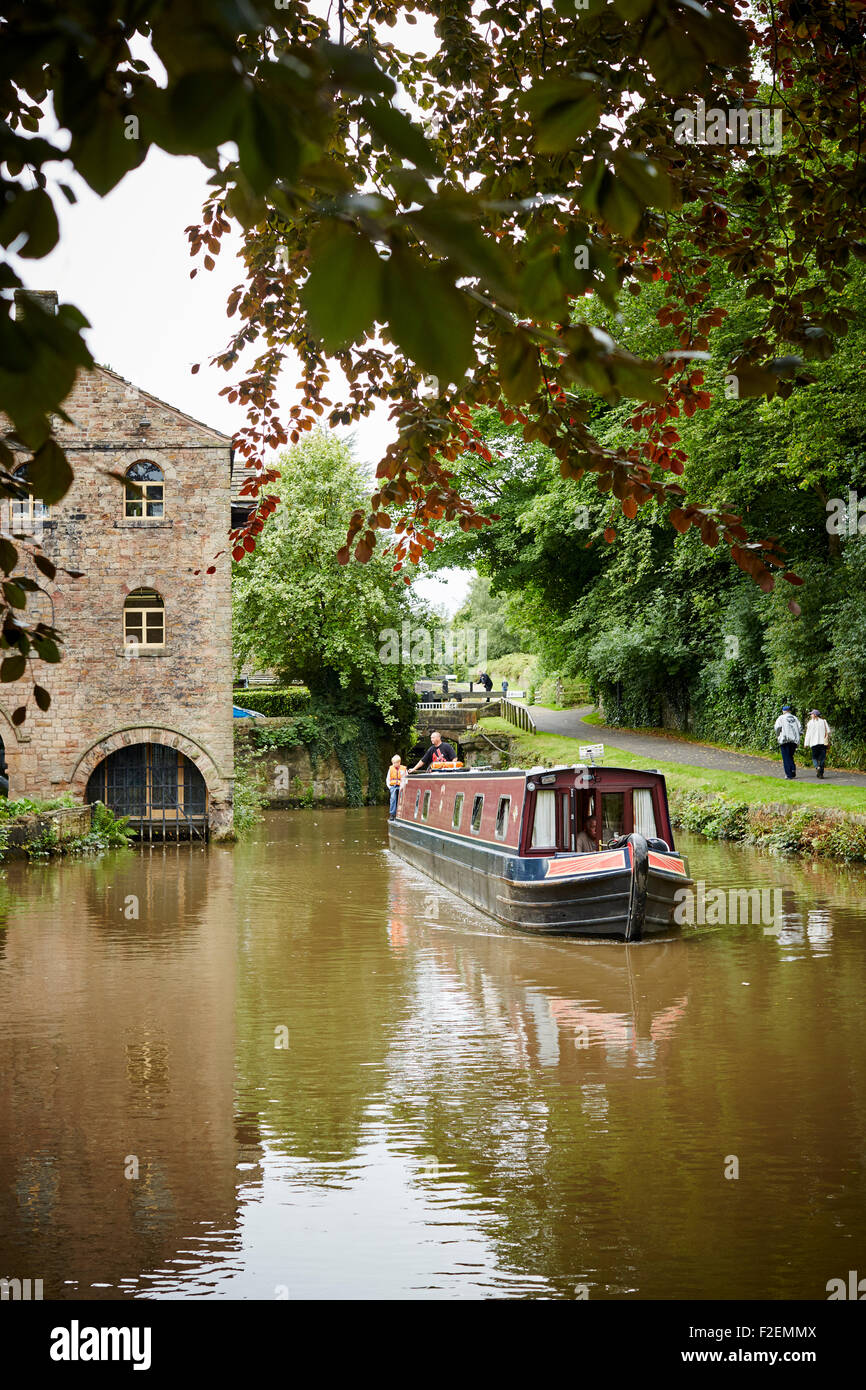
left=127, top=805, right=208, bottom=842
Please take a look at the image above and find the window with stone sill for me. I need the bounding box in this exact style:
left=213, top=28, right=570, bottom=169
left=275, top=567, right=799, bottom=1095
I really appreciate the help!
left=124, top=460, right=164, bottom=519
left=8, top=462, right=50, bottom=532
left=123, top=588, right=165, bottom=650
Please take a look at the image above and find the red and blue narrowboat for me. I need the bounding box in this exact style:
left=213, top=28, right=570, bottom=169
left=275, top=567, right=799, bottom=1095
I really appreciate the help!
left=388, top=763, right=691, bottom=941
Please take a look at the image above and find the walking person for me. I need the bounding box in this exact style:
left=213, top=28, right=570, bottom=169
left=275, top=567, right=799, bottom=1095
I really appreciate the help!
left=773, top=703, right=802, bottom=779
left=804, top=709, right=831, bottom=778
left=386, top=754, right=407, bottom=820
left=501, top=678, right=509, bottom=698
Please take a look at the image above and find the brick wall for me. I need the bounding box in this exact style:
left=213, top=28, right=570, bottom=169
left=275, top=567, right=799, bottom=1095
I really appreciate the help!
left=1, top=365, right=235, bottom=836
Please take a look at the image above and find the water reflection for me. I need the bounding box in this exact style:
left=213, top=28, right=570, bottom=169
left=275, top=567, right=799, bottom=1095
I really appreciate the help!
left=0, top=815, right=864, bottom=1299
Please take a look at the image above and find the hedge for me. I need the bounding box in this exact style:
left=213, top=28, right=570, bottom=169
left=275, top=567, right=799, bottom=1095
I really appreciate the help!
left=232, top=686, right=311, bottom=717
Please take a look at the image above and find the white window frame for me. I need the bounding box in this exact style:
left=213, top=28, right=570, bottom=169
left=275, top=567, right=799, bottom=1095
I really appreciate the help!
left=123, top=590, right=165, bottom=650
left=125, top=461, right=165, bottom=519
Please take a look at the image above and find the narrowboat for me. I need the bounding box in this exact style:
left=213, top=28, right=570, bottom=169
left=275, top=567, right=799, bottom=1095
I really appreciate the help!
left=388, top=763, right=691, bottom=941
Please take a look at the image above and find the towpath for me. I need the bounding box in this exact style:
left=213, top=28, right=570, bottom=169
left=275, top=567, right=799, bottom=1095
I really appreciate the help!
left=523, top=704, right=866, bottom=787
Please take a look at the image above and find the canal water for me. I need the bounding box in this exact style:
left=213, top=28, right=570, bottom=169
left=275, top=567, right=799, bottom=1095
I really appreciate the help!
left=1, top=810, right=864, bottom=1301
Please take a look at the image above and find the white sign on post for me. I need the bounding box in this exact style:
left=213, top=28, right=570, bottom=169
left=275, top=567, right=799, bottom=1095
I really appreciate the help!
left=579, top=743, right=604, bottom=762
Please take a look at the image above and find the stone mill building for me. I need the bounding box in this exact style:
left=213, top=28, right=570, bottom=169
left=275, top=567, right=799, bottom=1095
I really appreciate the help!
left=1, top=290, right=240, bottom=838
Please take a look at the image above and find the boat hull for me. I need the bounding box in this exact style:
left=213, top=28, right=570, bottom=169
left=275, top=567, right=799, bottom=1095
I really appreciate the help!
left=388, top=821, right=690, bottom=941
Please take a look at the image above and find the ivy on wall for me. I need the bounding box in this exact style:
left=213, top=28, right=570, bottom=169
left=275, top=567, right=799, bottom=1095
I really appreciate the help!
left=242, top=705, right=387, bottom=808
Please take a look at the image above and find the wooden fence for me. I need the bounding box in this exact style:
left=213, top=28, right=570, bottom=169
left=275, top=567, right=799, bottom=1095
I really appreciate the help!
left=500, top=698, right=536, bottom=734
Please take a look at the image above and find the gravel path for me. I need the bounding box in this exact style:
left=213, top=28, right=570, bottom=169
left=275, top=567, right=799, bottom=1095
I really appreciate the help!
left=524, top=704, right=866, bottom=787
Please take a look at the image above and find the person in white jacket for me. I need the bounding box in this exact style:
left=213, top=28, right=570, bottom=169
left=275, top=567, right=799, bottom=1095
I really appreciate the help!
left=773, top=704, right=802, bottom=779
left=803, top=709, right=832, bottom=778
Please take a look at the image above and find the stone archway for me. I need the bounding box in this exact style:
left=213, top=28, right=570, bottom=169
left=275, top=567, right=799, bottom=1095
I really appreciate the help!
left=69, top=725, right=231, bottom=837
left=0, top=703, right=31, bottom=801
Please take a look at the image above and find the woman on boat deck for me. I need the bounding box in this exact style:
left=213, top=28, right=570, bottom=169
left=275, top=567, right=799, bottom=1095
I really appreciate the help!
left=386, top=755, right=407, bottom=820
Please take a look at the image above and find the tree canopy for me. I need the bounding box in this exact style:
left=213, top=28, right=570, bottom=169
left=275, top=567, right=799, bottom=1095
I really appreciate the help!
left=232, top=430, right=419, bottom=729
left=2, top=0, right=866, bottom=714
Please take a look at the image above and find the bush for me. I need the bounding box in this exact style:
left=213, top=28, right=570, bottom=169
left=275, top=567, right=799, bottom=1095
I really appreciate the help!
left=535, top=675, right=591, bottom=707
left=0, top=793, right=76, bottom=819
left=232, top=746, right=270, bottom=835
left=671, top=791, right=750, bottom=841
left=670, top=789, right=866, bottom=862
left=487, top=652, right=538, bottom=688
left=233, top=686, right=311, bottom=717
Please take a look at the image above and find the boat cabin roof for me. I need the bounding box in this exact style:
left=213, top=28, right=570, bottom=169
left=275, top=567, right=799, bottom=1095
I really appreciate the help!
left=406, top=764, right=667, bottom=788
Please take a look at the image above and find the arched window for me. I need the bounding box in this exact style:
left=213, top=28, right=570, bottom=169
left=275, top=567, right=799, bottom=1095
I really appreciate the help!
left=124, top=589, right=165, bottom=649
left=9, top=462, right=50, bottom=530
left=125, top=461, right=164, bottom=518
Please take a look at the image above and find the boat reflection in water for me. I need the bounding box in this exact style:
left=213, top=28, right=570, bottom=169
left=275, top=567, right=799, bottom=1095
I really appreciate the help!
left=389, top=761, right=692, bottom=940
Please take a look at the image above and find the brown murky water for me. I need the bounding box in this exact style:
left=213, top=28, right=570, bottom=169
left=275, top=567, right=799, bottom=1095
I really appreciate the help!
left=1, top=810, right=864, bottom=1300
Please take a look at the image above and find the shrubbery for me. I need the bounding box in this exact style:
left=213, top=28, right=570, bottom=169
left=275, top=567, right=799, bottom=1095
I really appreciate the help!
left=670, top=790, right=866, bottom=862
left=233, top=686, right=312, bottom=717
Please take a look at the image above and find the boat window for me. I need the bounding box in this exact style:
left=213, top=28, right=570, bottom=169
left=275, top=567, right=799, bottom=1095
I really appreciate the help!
left=601, top=792, right=625, bottom=842
left=452, top=793, right=464, bottom=829
left=530, top=789, right=556, bottom=849
left=414, top=791, right=421, bottom=818
left=421, top=791, right=431, bottom=821
left=634, top=788, right=657, bottom=839
left=470, top=794, right=484, bottom=834
left=495, top=796, right=511, bottom=840
left=560, top=791, right=571, bottom=850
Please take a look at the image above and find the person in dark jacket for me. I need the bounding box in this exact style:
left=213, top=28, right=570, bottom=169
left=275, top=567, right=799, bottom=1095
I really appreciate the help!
left=773, top=704, right=802, bottom=779
left=409, top=731, right=456, bottom=773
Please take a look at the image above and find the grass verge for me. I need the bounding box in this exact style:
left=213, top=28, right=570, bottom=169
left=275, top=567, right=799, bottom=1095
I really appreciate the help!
left=477, top=719, right=866, bottom=816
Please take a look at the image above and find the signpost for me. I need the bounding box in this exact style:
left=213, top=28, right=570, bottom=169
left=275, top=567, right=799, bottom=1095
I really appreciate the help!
left=579, top=743, right=604, bottom=764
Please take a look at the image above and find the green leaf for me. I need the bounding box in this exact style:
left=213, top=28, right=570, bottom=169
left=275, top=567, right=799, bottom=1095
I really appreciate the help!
left=360, top=100, right=440, bottom=174
left=34, top=684, right=51, bottom=711
left=70, top=113, right=146, bottom=197
left=522, top=77, right=602, bottom=154
left=3, top=582, right=26, bottom=610
left=495, top=330, right=542, bottom=404
left=384, top=249, right=477, bottom=382
left=301, top=222, right=383, bottom=352
left=0, top=539, right=18, bottom=575
left=319, top=41, right=396, bottom=97
left=405, top=200, right=514, bottom=302
left=34, top=553, right=56, bottom=580
left=535, top=95, right=603, bottom=153
left=0, top=654, right=26, bottom=682
left=0, top=188, right=59, bottom=259
left=614, top=151, right=674, bottom=211
left=166, top=70, right=247, bottom=153
left=33, top=636, right=61, bottom=663
left=27, top=438, right=74, bottom=505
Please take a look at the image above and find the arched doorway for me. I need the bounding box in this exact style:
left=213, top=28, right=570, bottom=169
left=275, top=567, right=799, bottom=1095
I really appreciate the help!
left=86, top=744, right=208, bottom=840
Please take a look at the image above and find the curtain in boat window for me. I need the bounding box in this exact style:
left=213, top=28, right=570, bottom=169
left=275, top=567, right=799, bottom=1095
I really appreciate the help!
left=530, top=789, right=557, bottom=848
left=601, top=792, right=625, bottom=841
left=634, top=789, right=657, bottom=839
